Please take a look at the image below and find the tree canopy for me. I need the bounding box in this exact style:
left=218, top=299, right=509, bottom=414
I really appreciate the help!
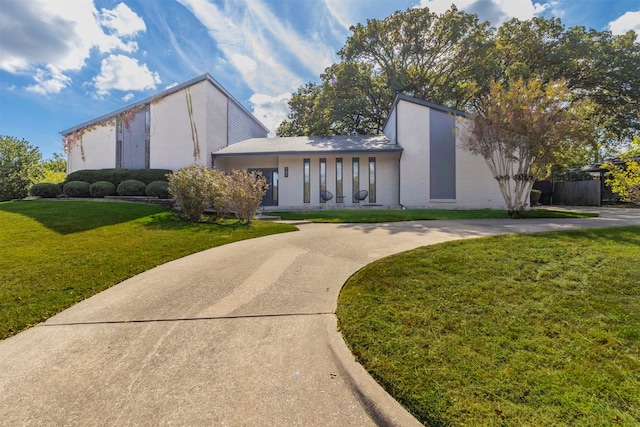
left=277, top=6, right=640, bottom=164
left=0, top=135, right=43, bottom=201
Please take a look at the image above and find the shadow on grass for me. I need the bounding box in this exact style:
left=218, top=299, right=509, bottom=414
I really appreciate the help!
left=0, top=200, right=169, bottom=235
left=138, top=211, right=250, bottom=232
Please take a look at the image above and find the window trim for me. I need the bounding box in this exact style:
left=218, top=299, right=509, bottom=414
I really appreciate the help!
left=319, top=158, right=327, bottom=203
left=303, top=158, right=310, bottom=203
left=352, top=157, right=360, bottom=203
left=336, top=158, right=343, bottom=203
left=369, top=157, right=376, bottom=203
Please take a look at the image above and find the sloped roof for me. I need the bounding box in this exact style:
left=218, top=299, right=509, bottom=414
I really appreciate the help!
left=60, top=73, right=269, bottom=135
left=213, top=135, right=402, bottom=157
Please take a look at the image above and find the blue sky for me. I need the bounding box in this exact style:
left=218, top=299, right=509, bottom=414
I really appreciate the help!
left=1, top=0, right=639, bottom=159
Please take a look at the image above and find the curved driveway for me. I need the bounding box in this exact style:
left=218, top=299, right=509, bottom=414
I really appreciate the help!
left=1, top=207, right=638, bottom=426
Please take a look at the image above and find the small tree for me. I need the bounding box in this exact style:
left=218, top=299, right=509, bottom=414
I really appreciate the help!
left=225, top=170, right=268, bottom=224
left=0, top=135, right=43, bottom=201
left=462, top=78, right=592, bottom=217
left=36, top=152, right=67, bottom=184
left=603, top=137, right=640, bottom=204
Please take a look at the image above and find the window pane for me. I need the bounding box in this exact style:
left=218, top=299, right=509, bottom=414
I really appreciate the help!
left=352, top=158, right=359, bottom=203
left=336, top=158, right=343, bottom=202
left=303, top=159, right=310, bottom=203
left=369, top=157, right=376, bottom=203
left=319, top=158, right=326, bottom=203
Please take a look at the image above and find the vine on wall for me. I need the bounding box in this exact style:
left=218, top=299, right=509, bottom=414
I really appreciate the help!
left=185, top=88, right=200, bottom=161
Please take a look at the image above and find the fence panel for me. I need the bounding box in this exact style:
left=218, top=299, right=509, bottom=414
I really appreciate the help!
left=553, top=180, right=601, bottom=206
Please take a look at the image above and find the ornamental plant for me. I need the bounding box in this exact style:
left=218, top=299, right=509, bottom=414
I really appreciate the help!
left=225, top=169, right=268, bottom=224
left=167, top=165, right=227, bottom=221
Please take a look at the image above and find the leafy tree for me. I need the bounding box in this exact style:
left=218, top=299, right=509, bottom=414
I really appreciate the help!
left=278, top=6, right=494, bottom=136
left=462, top=78, right=594, bottom=216
left=0, top=135, right=43, bottom=201
left=225, top=170, right=268, bottom=224
left=36, top=152, right=67, bottom=184
left=603, top=137, right=640, bottom=204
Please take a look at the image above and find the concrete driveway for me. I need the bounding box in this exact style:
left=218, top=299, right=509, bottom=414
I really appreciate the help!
left=1, top=207, right=638, bottom=426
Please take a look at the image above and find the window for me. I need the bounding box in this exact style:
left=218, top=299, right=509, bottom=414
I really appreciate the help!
left=319, top=158, right=327, bottom=203
left=303, top=158, right=310, bottom=203
left=116, top=104, right=150, bottom=168
left=336, top=158, right=343, bottom=203
left=352, top=157, right=359, bottom=203
left=369, top=157, right=376, bottom=203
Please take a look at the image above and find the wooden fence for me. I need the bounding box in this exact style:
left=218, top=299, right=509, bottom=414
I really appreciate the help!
left=553, top=180, right=601, bottom=206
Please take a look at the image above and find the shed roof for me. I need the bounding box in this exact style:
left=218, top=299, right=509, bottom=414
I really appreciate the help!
left=60, top=73, right=269, bottom=135
left=213, top=135, right=402, bottom=157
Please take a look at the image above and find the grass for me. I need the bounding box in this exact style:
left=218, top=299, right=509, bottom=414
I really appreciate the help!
left=270, top=208, right=598, bottom=223
left=0, top=200, right=297, bottom=339
left=337, top=227, right=640, bottom=426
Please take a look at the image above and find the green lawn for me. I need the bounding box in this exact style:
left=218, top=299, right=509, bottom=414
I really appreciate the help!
left=0, top=200, right=297, bottom=339
left=270, top=208, right=598, bottom=223
left=337, top=227, right=640, bottom=426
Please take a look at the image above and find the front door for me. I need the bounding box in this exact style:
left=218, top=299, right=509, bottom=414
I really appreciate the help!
left=251, top=168, right=278, bottom=206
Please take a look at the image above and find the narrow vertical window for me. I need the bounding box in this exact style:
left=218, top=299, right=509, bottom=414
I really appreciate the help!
left=352, top=157, right=360, bottom=203
left=319, top=158, right=327, bottom=203
left=303, top=158, right=310, bottom=203
left=336, top=158, right=343, bottom=203
left=369, top=157, right=376, bottom=203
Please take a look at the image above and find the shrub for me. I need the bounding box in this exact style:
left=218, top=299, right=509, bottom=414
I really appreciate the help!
left=63, top=181, right=91, bottom=198
left=89, top=181, right=117, bottom=198
left=30, top=183, right=62, bottom=198
left=530, top=189, right=542, bottom=206
left=225, top=170, right=268, bottom=224
left=117, top=179, right=147, bottom=196
left=168, top=165, right=227, bottom=221
left=65, top=168, right=171, bottom=186
left=145, top=180, right=170, bottom=199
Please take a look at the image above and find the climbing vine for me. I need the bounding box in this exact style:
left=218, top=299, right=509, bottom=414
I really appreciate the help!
left=185, top=88, right=200, bottom=161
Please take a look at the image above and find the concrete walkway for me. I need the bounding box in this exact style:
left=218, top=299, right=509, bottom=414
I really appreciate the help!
left=1, top=207, right=638, bottom=426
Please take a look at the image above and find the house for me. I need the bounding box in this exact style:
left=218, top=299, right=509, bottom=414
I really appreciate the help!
left=62, top=75, right=505, bottom=210
left=61, top=73, right=268, bottom=173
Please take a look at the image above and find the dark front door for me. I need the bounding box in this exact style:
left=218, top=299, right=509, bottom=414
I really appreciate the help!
left=252, top=168, right=278, bottom=206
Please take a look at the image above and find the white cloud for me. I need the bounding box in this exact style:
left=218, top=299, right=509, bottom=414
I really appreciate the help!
left=324, top=0, right=355, bottom=30
left=122, top=92, right=134, bottom=102
left=0, top=0, right=153, bottom=95
left=25, top=65, right=72, bottom=95
left=608, top=10, right=640, bottom=37
left=93, top=54, right=161, bottom=96
left=249, top=92, right=291, bottom=136
left=98, top=3, right=146, bottom=37
left=177, top=0, right=335, bottom=95
left=418, top=0, right=547, bottom=25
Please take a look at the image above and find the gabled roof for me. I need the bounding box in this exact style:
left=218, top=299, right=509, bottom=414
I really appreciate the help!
left=60, top=73, right=269, bottom=135
left=213, top=135, right=402, bottom=157
left=391, top=93, right=468, bottom=118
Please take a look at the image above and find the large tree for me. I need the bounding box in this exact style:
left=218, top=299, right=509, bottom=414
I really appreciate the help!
left=603, top=137, right=640, bottom=204
left=0, top=135, right=43, bottom=201
left=462, top=78, right=594, bottom=216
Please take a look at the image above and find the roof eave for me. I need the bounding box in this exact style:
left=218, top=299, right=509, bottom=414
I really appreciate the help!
left=213, top=147, right=404, bottom=158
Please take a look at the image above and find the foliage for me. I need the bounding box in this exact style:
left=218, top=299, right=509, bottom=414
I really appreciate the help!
left=278, top=7, right=639, bottom=158
left=462, top=78, right=594, bottom=216
left=0, top=135, right=43, bottom=201
left=117, top=179, right=147, bottom=196
left=65, top=168, right=171, bottom=186
left=529, top=189, right=541, bottom=206
left=35, top=152, right=67, bottom=184
left=271, top=209, right=596, bottom=223
left=603, top=137, right=640, bottom=204
left=337, top=227, right=640, bottom=426
left=0, top=200, right=297, bottom=339
left=30, top=183, right=62, bottom=198
left=167, top=165, right=226, bottom=221
left=225, top=169, right=268, bottom=224
left=145, top=180, right=170, bottom=199
left=89, top=181, right=117, bottom=198
left=63, top=181, right=91, bottom=198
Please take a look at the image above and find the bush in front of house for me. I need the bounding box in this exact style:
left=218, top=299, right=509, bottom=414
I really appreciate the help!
left=168, top=165, right=224, bottom=221
left=530, top=189, right=542, bottom=206
left=225, top=170, right=268, bottom=224
left=65, top=168, right=172, bottom=186
left=63, top=181, right=91, bottom=198
left=89, top=181, right=117, bottom=198
left=117, top=179, right=147, bottom=196
left=30, top=183, right=63, bottom=198
left=145, top=180, right=170, bottom=199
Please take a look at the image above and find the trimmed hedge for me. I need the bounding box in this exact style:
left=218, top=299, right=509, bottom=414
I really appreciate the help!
left=63, top=181, right=91, bottom=198
left=530, top=189, right=542, bottom=206
left=65, top=168, right=171, bottom=186
left=145, top=181, right=170, bottom=199
left=117, top=179, right=147, bottom=196
left=89, top=181, right=117, bottom=198
left=30, top=183, right=62, bottom=198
